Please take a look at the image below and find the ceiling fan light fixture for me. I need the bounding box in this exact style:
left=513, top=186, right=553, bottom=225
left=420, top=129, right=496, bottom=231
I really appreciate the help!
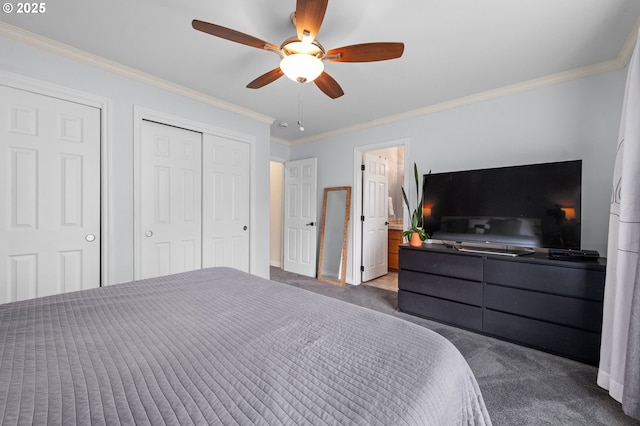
left=193, top=1, right=403, bottom=98
left=280, top=53, right=324, bottom=83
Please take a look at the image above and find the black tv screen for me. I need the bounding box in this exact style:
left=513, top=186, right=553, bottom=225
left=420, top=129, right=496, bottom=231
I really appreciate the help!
left=423, top=160, right=582, bottom=249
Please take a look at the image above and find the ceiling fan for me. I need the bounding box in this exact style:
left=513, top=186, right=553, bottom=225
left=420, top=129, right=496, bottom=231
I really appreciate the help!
left=192, top=0, right=404, bottom=99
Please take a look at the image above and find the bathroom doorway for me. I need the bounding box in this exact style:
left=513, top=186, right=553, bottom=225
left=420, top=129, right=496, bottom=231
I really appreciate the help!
left=355, top=142, right=406, bottom=291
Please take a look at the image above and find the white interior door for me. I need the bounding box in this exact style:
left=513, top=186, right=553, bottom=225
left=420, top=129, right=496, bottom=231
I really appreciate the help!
left=202, top=134, right=250, bottom=272
left=0, top=85, right=101, bottom=303
left=139, top=120, right=202, bottom=279
left=283, top=158, right=317, bottom=277
left=362, top=153, right=389, bottom=282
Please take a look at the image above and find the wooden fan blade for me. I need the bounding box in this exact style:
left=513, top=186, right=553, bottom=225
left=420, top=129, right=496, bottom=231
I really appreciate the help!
left=295, top=0, right=328, bottom=42
left=314, top=72, right=344, bottom=99
left=247, top=68, right=284, bottom=89
left=192, top=19, right=279, bottom=51
left=326, top=42, right=405, bottom=62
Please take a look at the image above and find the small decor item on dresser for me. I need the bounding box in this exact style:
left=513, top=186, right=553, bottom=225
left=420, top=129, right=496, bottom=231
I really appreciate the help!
left=402, top=162, right=432, bottom=246
left=409, top=230, right=423, bottom=247
left=548, top=248, right=600, bottom=261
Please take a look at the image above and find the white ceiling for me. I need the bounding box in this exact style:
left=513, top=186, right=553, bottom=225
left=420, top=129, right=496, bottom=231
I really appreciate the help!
left=2, top=0, right=640, bottom=143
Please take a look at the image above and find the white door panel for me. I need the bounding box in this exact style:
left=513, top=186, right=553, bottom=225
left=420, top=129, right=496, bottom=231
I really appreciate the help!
left=202, top=134, right=250, bottom=272
left=137, top=121, right=250, bottom=278
left=139, top=120, right=202, bottom=279
left=362, top=153, right=389, bottom=282
left=0, top=85, right=101, bottom=303
left=283, top=158, right=317, bottom=277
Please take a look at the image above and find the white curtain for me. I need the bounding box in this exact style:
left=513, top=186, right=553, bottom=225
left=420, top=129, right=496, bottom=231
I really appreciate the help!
left=597, top=30, right=640, bottom=421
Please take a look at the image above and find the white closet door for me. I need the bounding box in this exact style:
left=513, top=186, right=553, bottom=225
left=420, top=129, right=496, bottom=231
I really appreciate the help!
left=0, top=85, right=101, bottom=303
left=361, top=153, right=389, bottom=282
left=138, top=120, right=202, bottom=279
left=202, top=134, right=250, bottom=272
left=283, top=158, right=318, bottom=277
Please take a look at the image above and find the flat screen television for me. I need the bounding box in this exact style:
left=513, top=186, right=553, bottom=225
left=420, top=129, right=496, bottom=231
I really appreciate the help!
left=422, top=160, right=582, bottom=249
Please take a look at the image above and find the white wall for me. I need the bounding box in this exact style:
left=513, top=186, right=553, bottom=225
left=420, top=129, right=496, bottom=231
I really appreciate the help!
left=270, top=140, right=291, bottom=162
left=291, top=69, right=627, bottom=282
left=0, top=36, right=273, bottom=282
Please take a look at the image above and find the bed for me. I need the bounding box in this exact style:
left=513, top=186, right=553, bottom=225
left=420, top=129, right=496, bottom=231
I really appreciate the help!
left=0, top=267, right=491, bottom=425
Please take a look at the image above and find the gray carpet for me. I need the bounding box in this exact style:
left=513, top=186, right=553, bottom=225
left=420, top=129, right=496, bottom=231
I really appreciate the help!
left=270, top=267, right=640, bottom=426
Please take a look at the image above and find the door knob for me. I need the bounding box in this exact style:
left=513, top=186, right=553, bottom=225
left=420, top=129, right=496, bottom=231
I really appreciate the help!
left=145, top=230, right=153, bottom=237
left=385, top=221, right=389, bottom=226
left=85, top=234, right=96, bottom=242
left=306, top=222, right=315, bottom=226
left=243, top=226, right=248, bottom=231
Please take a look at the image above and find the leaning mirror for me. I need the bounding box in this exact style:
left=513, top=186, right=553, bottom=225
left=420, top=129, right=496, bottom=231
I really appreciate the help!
left=318, top=186, right=351, bottom=286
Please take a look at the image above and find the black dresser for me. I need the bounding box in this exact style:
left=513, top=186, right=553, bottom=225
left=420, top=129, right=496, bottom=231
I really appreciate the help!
left=398, top=243, right=606, bottom=365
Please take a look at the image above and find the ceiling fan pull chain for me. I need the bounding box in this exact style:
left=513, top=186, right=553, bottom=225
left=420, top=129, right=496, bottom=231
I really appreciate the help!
left=298, top=87, right=305, bottom=132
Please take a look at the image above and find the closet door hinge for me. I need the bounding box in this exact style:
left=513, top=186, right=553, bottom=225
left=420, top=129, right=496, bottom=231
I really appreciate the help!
left=360, top=266, right=365, bottom=272
left=361, top=164, right=365, bottom=171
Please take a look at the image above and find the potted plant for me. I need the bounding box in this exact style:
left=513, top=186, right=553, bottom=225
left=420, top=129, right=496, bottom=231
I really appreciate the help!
left=402, top=163, right=432, bottom=246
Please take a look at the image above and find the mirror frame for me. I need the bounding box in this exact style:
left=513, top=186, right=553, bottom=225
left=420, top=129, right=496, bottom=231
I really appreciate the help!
left=317, top=186, right=352, bottom=286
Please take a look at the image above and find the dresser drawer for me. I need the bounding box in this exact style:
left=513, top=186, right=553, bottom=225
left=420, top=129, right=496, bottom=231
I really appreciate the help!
left=484, top=258, right=605, bottom=301
left=399, top=270, right=482, bottom=306
left=398, top=290, right=482, bottom=331
left=484, top=284, right=603, bottom=332
left=399, top=247, right=483, bottom=281
left=397, top=245, right=606, bottom=365
left=484, top=309, right=601, bottom=365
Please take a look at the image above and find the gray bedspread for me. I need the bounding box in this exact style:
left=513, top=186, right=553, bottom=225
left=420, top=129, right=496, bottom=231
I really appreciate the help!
left=0, top=267, right=491, bottom=425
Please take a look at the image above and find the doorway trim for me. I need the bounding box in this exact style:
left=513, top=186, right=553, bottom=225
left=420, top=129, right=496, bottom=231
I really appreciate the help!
left=0, top=70, right=113, bottom=286
left=133, top=106, right=257, bottom=277
left=269, top=160, right=285, bottom=268
left=352, top=138, right=410, bottom=285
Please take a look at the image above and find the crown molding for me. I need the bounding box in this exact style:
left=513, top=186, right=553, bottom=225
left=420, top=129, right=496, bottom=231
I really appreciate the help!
left=288, top=59, right=624, bottom=146
left=617, top=17, right=640, bottom=66
left=2, top=19, right=637, bottom=147
left=286, top=18, right=640, bottom=146
left=270, top=136, right=290, bottom=146
left=0, top=22, right=275, bottom=125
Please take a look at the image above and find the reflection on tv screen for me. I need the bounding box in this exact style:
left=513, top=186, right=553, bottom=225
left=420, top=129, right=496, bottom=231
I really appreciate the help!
left=423, top=160, right=582, bottom=249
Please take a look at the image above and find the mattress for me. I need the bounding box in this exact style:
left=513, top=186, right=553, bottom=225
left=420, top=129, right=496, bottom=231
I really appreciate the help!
left=0, top=267, right=491, bottom=425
